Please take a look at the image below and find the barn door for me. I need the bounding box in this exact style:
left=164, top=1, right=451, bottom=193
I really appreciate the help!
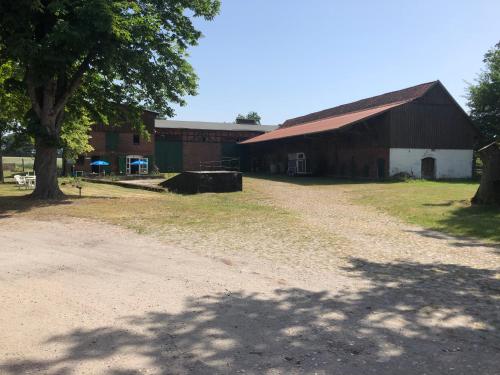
left=377, top=158, right=385, bottom=179
left=421, top=157, right=436, bottom=179
left=155, top=139, right=183, bottom=172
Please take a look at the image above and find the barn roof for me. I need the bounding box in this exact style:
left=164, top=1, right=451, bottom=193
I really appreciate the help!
left=240, top=81, right=438, bottom=145
left=281, top=81, right=437, bottom=128
left=155, top=119, right=278, bottom=132
left=240, top=101, right=409, bottom=144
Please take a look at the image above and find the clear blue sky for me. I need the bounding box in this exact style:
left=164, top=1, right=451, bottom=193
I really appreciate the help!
left=171, top=0, right=500, bottom=125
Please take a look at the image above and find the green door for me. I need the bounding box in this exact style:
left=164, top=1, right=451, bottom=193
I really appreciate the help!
left=221, top=142, right=239, bottom=158
left=155, top=140, right=183, bottom=172
left=118, top=156, right=126, bottom=175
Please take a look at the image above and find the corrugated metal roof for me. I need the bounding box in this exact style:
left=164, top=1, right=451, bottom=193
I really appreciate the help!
left=155, top=119, right=278, bottom=132
left=240, top=101, right=408, bottom=144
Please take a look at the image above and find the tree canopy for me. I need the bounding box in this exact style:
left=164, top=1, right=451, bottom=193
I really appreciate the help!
left=236, top=111, right=262, bottom=124
left=0, top=61, right=30, bottom=182
left=0, top=0, right=220, bottom=197
left=467, top=41, right=500, bottom=140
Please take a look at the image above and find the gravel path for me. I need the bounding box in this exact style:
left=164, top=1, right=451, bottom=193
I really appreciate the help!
left=250, top=178, right=500, bottom=269
left=0, top=180, right=499, bottom=374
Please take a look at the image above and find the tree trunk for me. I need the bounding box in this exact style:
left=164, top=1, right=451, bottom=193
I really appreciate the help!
left=31, top=136, right=64, bottom=199
left=0, top=132, right=4, bottom=183
left=471, top=142, right=500, bottom=205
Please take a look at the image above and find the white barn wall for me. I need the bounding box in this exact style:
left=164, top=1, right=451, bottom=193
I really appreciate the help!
left=389, top=148, right=473, bottom=179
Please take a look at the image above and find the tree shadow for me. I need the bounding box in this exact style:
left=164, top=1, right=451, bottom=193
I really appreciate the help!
left=431, top=204, right=500, bottom=244
left=1, top=259, right=499, bottom=374
left=246, top=173, right=401, bottom=187
left=0, top=194, right=118, bottom=219
left=406, top=228, right=500, bottom=252
left=246, top=174, right=481, bottom=187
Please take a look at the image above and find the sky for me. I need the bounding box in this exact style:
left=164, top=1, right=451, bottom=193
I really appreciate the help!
left=171, top=0, right=500, bottom=125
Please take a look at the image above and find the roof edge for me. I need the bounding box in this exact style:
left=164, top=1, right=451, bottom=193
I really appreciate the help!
left=281, top=80, right=439, bottom=128
left=240, top=100, right=408, bottom=145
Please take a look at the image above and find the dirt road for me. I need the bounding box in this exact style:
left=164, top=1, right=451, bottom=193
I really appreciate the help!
left=1, top=182, right=499, bottom=374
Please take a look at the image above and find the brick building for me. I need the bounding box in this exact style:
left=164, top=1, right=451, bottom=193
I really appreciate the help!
left=74, top=110, right=157, bottom=175
left=75, top=115, right=276, bottom=175
left=241, top=81, right=479, bottom=179
left=154, top=120, right=277, bottom=172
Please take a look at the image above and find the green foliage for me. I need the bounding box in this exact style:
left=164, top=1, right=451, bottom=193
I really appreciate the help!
left=467, top=42, right=500, bottom=140
left=0, top=61, right=30, bottom=136
left=60, top=109, right=93, bottom=160
left=236, top=111, right=262, bottom=124
left=0, top=0, right=220, bottom=195
left=0, top=0, right=221, bottom=122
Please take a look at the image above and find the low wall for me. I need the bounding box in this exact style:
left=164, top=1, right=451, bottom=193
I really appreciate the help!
left=82, top=178, right=166, bottom=193
left=161, top=171, right=242, bottom=194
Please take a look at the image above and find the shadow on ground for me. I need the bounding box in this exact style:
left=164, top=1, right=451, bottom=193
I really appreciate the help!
left=246, top=173, right=390, bottom=186
left=0, top=194, right=117, bottom=219
left=432, top=204, right=500, bottom=244
left=246, top=173, right=479, bottom=187
left=1, top=259, right=499, bottom=374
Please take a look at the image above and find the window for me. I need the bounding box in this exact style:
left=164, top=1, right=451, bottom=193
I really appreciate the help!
left=133, top=134, right=140, bottom=145
left=105, top=132, right=119, bottom=151
left=126, top=155, right=148, bottom=175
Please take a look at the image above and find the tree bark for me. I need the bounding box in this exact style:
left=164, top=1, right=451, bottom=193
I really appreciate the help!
left=0, top=132, right=4, bottom=183
left=471, top=142, right=500, bottom=206
left=31, top=136, right=64, bottom=199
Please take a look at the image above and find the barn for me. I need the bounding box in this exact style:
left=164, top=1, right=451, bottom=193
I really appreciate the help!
left=154, top=120, right=277, bottom=172
left=241, top=81, right=479, bottom=179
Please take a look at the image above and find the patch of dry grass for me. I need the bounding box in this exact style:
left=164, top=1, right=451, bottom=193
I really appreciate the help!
left=0, top=179, right=341, bottom=268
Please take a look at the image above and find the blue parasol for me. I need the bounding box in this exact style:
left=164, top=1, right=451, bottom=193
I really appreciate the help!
left=90, top=160, right=110, bottom=175
left=130, top=160, right=148, bottom=165
left=90, top=160, right=110, bottom=166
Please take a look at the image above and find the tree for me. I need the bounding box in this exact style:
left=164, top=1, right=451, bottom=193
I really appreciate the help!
left=236, top=111, right=262, bottom=124
left=467, top=42, right=500, bottom=205
left=0, top=61, right=30, bottom=183
left=467, top=42, right=500, bottom=140
left=471, top=142, right=500, bottom=205
left=0, top=0, right=220, bottom=198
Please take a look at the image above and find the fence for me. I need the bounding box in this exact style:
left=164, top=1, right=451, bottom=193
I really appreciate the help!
left=199, top=157, right=240, bottom=171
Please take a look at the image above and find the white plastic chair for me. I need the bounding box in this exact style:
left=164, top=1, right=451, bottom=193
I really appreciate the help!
left=26, top=176, right=36, bottom=189
left=14, top=175, right=27, bottom=190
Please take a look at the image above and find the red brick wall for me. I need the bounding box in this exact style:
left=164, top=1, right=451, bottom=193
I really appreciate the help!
left=75, top=110, right=157, bottom=174
left=155, top=128, right=265, bottom=143
left=115, top=132, right=154, bottom=156
left=155, top=128, right=268, bottom=171
left=183, top=142, right=222, bottom=171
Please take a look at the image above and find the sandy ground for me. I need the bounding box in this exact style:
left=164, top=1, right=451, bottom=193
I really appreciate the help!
left=1, top=180, right=499, bottom=374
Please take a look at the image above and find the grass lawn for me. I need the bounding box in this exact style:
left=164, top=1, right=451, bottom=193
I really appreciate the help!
left=245, top=174, right=500, bottom=243
left=0, top=176, right=498, bottom=247
left=350, top=179, right=500, bottom=243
